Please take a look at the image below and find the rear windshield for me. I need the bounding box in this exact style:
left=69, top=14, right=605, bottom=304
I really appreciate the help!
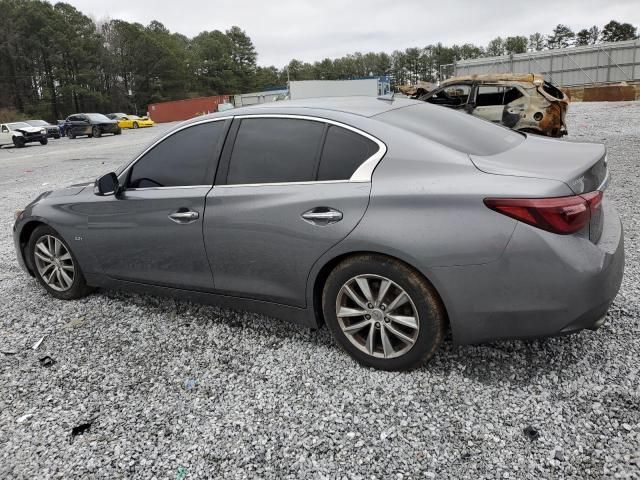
left=376, top=103, right=524, bottom=156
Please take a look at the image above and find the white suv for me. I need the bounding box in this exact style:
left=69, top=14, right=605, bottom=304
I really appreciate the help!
left=0, top=122, right=48, bottom=148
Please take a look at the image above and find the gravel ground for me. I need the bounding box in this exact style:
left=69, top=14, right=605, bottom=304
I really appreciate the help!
left=0, top=104, right=639, bottom=479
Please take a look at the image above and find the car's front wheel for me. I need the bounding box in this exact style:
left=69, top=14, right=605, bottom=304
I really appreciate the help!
left=40, top=138, right=48, bottom=145
left=92, top=127, right=102, bottom=138
left=322, top=254, right=446, bottom=371
left=133, top=122, right=139, bottom=129
left=13, top=137, right=25, bottom=148
left=28, top=225, right=93, bottom=300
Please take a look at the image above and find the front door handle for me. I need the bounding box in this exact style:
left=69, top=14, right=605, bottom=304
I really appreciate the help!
left=301, top=207, right=343, bottom=226
left=169, top=210, right=199, bottom=224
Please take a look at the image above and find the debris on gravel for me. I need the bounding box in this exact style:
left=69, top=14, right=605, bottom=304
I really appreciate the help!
left=0, top=105, right=639, bottom=478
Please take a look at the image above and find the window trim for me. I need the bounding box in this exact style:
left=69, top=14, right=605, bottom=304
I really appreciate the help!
left=117, top=114, right=387, bottom=190
left=217, top=114, right=387, bottom=188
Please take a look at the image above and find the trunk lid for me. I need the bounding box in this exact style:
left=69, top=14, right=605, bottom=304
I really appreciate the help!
left=469, top=135, right=607, bottom=195
left=471, top=135, right=608, bottom=242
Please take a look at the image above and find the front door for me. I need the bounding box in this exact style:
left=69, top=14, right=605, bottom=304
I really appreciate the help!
left=68, top=115, right=91, bottom=137
left=204, top=116, right=382, bottom=307
left=87, top=119, right=229, bottom=290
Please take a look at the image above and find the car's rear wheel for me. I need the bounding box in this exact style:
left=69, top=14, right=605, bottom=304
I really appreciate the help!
left=13, top=137, right=25, bottom=148
left=114, top=128, right=122, bottom=135
left=28, top=225, right=93, bottom=300
left=92, top=127, right=102, bottom=138
left=133, top=122, right=139, bottom=129
left=322, top=254, right=446, bottom=371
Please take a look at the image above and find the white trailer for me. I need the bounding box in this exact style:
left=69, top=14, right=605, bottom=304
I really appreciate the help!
left=289, top=79, right=381, bottom=100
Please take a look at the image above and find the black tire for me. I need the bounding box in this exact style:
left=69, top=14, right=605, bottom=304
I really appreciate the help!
left=92, top=127, right=102, bottom=138
left=28, top=225, right=93, bottom=300
left=67, top=130, right=75, bottom=139
left=133, top=122, right=139, bottom=129
left=40, top=138, right=48, bottom=145
left=114, top=128, right=122, bottom=135
left=54, top=134, right=61, bottom=139
left=322, top=254, right=446, bottom=371
left=13, top=137, right=26, bottom=148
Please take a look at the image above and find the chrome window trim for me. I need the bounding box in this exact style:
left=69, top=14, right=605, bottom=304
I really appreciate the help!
left=215, top=180, right=350, bottom=189
left=125, top=185, right=213, bottom=192
left=117, top=113, right=387, bottom=188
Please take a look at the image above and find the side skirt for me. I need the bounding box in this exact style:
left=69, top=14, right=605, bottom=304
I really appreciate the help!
left=84, top=274, right=319, bottom=329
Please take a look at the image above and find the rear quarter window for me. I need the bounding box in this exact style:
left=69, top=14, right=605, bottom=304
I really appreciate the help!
left=377, top=103, right=524, bottom=156
left=317, top=126, right=379, bottom=181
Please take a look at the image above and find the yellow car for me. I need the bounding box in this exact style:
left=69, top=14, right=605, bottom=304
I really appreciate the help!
left=109, top=113, right=155, bottom=129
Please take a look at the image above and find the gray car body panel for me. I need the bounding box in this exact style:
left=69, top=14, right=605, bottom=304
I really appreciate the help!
left=13, top=98, right=625, bottom=344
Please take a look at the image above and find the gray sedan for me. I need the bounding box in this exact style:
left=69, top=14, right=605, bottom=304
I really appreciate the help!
left=13, top=97, right=624, bottom=370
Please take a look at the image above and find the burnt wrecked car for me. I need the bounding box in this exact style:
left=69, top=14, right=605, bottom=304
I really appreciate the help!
left=415, top=74, right=569, bottom=137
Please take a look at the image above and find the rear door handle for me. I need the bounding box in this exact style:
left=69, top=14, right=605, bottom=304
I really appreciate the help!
left=301, top=207, right=343, bottom=226
left=169, top=210, right=199, bottom=224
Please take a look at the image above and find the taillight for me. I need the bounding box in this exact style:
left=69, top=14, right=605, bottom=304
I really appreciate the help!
left=484, top=191, right=603, bottom=235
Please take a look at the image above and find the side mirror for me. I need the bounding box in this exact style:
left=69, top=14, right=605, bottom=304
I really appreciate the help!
left=95, top=172, right=120, bottom=196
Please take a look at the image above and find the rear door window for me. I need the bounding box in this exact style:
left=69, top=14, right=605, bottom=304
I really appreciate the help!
left=128, top=121, right=226, bottom=188
left=317, top=126, right=379, bottom=181
left=476, top=86, right=524, bottom=106
left=226, top=118, right=325, bottom=185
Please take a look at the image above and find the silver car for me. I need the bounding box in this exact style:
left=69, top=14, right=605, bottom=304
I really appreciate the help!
left=13, top=97, right=624, bottom=371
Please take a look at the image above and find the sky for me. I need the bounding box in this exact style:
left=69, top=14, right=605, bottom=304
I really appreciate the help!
left=60, top=0, right=640, bottom=67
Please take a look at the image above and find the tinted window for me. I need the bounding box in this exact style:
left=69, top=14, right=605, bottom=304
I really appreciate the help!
left=128, top=121, right=226, bottom=188
left=318, top=126, right=378, bottom=181
left=378, top=103, right=524, bottom=156
left=227, top=118, right=325, bottom=185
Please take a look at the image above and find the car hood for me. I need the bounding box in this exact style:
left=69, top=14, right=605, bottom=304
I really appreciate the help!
left=14, top=126, right=43, bottom=134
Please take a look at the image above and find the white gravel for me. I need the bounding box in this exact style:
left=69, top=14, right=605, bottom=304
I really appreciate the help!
left=1, top=105, right=639, bottom=479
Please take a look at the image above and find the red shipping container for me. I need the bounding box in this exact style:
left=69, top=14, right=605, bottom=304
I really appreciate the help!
left=148, top=95, right=231, bottom=123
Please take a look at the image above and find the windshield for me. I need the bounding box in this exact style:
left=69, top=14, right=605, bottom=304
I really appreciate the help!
left=86, top=113, right=112, bottom=122
left=27, top=120, right=48, bottom=126
left=7, top=122, right=31, bottom=129
left=376, top=103, right=524, bottom=156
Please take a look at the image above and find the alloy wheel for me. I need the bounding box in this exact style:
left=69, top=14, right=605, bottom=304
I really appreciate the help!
left=33, top=235, right=75, bottom=292
left=335, top=274, right=420, bottom=359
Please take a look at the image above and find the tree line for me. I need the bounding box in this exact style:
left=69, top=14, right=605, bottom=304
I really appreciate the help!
left=0, top=0, right=637, bottom=122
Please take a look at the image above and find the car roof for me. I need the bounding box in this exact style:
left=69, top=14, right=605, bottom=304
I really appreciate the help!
left=182, top=96, right=422, bottom=125
left=442, top=73, right=543, bottom=85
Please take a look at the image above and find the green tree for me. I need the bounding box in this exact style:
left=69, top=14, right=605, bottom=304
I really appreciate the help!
left=547, top=24, right=575, bottom=49
left=505, top=36, right=528, bottom=54
left=528, top=33, right=546, bottom=51
left=486, top=37, right=506, bottom=56
left=601, top=20, right=638, bottom=42
left=575, top=26, right=600, bottom=46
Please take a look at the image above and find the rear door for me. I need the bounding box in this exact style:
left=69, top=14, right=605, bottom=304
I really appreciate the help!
left=204, top=115, right=383, bottom=307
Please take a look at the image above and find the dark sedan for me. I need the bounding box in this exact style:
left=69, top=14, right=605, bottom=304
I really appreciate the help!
left=65, top=113, right=121, bottom=139
left=25, top=120, right=61, bottom=139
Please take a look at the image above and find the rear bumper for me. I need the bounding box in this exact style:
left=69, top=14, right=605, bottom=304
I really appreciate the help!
left=433, top=201, right=624, bottom=344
